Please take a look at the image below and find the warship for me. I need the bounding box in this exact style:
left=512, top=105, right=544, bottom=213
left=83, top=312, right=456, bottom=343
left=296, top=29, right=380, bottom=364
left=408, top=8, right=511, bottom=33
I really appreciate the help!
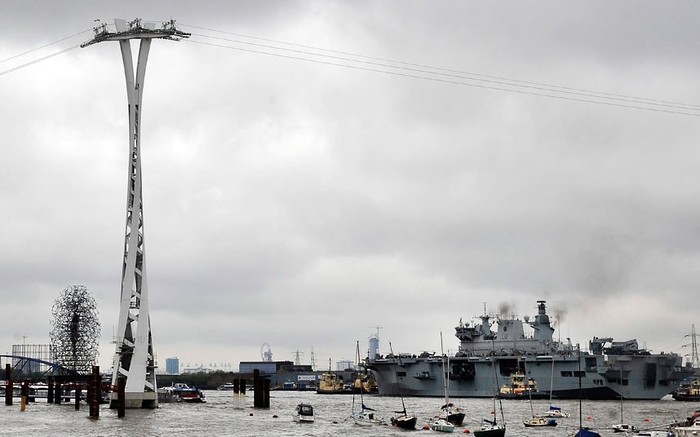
left=367, top=300, right=693, bottom=400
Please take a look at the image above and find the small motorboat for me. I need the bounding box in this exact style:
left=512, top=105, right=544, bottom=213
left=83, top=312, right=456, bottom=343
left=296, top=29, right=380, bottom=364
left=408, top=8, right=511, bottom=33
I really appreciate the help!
left=292, top=403, right=314, bottom=423
left=158, top=383, right=206, bottom=403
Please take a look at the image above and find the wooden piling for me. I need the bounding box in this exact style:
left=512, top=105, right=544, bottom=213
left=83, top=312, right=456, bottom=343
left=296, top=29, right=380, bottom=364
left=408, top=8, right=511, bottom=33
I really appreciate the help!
left=19, top=380, right=28, bottom=411
left=117, top=377, right=125, bottom=418
left=252, top=369, right=270, bottom=408
left=253, top=369, right=261, bottom=407
left=74, top=385, right=81, bottom=410
left=89, top=366, right=100, bottom=418
left=262, top=378, right=270, bottom=408
left=240, top=378, right=246, bottom=395
left=47, top=378, right=54, bottom=404
left=4, top=363, right=12, bottom=406
left=54, top=382, right=62, bottom=404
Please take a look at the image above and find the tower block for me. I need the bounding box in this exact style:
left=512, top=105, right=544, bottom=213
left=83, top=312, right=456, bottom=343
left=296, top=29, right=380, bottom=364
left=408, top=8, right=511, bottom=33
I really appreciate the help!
left=82, top=19, right=190, bottom=409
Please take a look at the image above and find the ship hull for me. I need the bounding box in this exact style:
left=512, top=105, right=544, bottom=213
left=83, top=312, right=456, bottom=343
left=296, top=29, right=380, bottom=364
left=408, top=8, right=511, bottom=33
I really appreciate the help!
left=368, top=353, right=685, bottom=400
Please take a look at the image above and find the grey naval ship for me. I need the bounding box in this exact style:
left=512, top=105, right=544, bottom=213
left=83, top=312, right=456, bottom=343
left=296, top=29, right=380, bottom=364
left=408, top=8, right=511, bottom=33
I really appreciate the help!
left=368, top=300, right=693, bottom=400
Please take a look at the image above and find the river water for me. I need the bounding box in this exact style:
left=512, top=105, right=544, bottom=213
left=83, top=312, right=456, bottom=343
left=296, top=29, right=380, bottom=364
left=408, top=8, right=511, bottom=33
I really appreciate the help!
left=0, top=390, right=695, bottom=436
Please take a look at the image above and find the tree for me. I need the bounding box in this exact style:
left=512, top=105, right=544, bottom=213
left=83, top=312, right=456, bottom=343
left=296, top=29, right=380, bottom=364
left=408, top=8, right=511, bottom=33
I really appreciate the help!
left=50, top=285, right=100, bottom=374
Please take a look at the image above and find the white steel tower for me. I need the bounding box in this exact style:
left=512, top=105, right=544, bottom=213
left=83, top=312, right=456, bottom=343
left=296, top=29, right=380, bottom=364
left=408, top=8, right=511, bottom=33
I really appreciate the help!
left=82, top=19, right=190, bottom=409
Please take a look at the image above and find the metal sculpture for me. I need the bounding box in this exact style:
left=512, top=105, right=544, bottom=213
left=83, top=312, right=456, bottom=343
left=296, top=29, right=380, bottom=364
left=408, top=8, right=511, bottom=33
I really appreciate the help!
left=49, top=285, right=100, bottom=374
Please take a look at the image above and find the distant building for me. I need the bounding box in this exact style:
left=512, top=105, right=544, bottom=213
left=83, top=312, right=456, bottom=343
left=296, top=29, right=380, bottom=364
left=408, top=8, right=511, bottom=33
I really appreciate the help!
left=11, top=344, right=53, bottom=374
left=337, top=360, right=355, bottom=371
left=165, top=357, right=180, bottom=375
left=182, top=365, right=212, bottom=374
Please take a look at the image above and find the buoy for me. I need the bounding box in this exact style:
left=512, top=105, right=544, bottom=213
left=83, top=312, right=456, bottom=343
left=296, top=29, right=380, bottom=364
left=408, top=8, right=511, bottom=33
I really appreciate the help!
left=422, top=424, right=430, bottom=430
left=249, top=413, right=254, bottom=416
left=272, top=414, right=278, bottom=418
left=463, top=429, right=471, bottom=434
left=586, top=416, right=593, bottom=420
left=643, top=418, right=650, bottom=422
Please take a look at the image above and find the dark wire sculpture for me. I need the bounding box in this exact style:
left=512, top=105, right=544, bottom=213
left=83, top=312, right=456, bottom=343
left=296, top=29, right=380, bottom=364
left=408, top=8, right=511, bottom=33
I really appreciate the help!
left=50, top=285, right=101, bottom=374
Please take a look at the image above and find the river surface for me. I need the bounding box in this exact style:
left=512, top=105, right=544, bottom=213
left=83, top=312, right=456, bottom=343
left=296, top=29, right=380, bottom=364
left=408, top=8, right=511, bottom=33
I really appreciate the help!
left=0, top=390, right=695, bottom=436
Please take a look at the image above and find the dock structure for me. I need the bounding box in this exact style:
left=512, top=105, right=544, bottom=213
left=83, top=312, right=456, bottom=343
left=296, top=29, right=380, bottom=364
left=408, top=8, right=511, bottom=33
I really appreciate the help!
left=81, top=19, right=190, bottom=409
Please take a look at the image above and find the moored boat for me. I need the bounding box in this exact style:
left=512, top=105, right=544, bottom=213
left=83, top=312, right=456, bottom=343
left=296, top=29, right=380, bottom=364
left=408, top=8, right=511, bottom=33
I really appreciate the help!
left=292, top=403, right=314, bottom=423
left=316, top=372, right=354, bottom=394
left=473, top=419, right=506, bottom=437
left=498, top=372, right=548, bottom=400
left=523, top=417, right=556, bottom=427
left=673, top=378, right=700, bottom=401
left=391, top=413, right=417, bottom=430
left=675, top=423, right=700, bottom=437
left=429, top=417, right=455, bottom=433
left=536, top=405, right=570, bottom=418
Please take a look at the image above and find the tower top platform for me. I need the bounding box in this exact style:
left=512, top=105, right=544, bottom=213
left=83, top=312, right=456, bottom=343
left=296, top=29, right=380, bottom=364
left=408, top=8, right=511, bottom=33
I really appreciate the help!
left=81, top=18, right=190, bottom=48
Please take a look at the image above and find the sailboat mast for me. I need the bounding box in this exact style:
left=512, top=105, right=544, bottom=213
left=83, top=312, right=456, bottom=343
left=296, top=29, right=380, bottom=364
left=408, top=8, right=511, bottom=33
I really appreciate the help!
left=577, top=344, right=583, bottom=430
left=440, top=332, right=449, bottom=404
left=389, top=341, right=408, bottom=414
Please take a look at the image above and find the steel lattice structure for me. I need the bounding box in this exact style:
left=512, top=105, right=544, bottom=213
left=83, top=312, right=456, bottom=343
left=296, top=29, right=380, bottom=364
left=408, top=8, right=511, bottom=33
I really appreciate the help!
left=49, top=285, right=100, bottom=375
left=81, top=18, right=189, bottom=409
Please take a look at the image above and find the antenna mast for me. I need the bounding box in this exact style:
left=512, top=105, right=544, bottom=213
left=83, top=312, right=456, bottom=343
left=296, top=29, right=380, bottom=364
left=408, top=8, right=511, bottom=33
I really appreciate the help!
left=684, top=324, right=700, bottom=368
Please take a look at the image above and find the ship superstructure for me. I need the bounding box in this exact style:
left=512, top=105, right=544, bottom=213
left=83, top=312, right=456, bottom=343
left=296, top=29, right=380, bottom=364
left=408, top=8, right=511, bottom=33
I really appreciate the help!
left=368, top=301, right=691, bottom=400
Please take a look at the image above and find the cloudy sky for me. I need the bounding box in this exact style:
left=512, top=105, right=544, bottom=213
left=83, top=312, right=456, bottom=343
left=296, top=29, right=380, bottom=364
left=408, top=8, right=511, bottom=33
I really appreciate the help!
left=2, top=1, right=700, bottom=372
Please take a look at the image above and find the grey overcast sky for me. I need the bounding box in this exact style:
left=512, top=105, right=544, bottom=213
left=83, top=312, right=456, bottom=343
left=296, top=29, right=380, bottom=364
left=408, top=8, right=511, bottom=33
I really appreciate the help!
left=2, top=1, right=700, bottom=371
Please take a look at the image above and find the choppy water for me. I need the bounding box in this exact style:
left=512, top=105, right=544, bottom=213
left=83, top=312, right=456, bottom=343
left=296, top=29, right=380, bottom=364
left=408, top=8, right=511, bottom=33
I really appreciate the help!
left=0, top=390, right=695, bottom=436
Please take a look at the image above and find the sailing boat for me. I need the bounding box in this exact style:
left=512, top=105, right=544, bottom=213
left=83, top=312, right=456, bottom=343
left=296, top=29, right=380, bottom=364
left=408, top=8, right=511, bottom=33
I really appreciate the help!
left=389, top=342, right=417, bottom=430
left=438, top=332, right=465, bottom=426
left=574, top=344, right=601, bottom=437
left=611, top=366, right=637, bottom=433
left=429, top=332, right=458, bottom=433
left=537, top=356, right=570, bottom=419
left=473, top=353, right=506, bottom=437
left=351, top=341, right=383, bottom=426
left=523, top=360, right=557, bottom=427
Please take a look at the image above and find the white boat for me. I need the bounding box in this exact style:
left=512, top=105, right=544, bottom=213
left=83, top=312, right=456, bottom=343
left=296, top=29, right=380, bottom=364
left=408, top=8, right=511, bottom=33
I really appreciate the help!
left=351, top=341, right=384, bottom=426
left=292, top=403, right=314, bottom=423
left=523, top=416, right=557, bottom=427
left=675, top=422, right=700, bottom=436
left=352, top=407, right=384, bottom=426
left=537, top=404, right=570, bottom=418
left=536, top=358, right=570, bottom=418
left=612, top=423, right=637, bottom=433
left=636, top=432, right=674, bottom=437
left=436, top=333, right=466, bottom=426
left=429, top=417, right=455, bottom=433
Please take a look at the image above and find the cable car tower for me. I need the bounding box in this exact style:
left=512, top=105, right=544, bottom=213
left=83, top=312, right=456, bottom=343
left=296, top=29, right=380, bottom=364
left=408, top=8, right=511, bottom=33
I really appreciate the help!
left=81, top=19, right=189, bottom=409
